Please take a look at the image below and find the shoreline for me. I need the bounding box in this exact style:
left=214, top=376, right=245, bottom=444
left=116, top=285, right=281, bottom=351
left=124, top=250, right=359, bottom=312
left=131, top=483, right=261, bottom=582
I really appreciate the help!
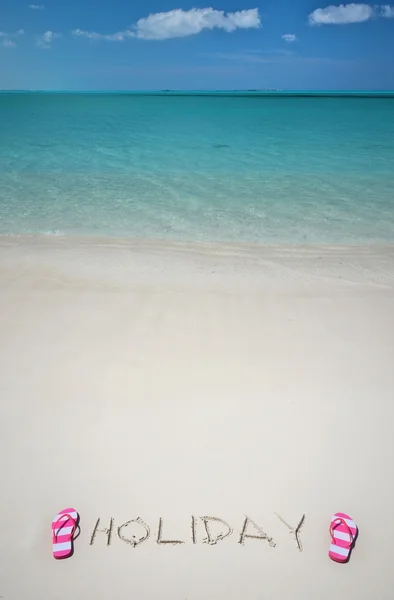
left=3, top=231, right=394, bottom=250
left=1, top=234, right=394, bottom=291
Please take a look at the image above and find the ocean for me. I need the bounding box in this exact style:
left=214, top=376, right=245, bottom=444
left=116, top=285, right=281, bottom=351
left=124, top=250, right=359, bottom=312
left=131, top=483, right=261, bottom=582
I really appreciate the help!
left=0, top=92, right=393, bottom=244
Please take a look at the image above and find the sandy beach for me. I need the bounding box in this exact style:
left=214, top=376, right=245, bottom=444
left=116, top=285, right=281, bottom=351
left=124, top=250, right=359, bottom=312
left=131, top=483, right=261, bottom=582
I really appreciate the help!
left=1, top=235, right=394, bottom=599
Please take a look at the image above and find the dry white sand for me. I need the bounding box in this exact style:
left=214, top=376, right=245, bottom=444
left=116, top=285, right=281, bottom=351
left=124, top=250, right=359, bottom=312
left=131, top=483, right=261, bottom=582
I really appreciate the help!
left=1, top=236, right=394, bottom=599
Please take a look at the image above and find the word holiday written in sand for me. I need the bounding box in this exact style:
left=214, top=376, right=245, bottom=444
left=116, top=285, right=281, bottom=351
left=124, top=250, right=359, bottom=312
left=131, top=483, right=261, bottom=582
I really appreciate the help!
left=90, top=514, right=306, bottom=551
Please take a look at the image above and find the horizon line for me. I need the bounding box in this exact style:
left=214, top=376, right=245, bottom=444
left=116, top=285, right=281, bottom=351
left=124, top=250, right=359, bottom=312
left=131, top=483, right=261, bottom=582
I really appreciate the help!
left=1, top=89, right=394, bottom=94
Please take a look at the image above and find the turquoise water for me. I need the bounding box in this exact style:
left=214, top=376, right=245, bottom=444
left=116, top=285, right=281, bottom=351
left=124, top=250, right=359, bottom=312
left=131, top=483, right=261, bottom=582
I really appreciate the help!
left=1, top=92, right=394, bottom=244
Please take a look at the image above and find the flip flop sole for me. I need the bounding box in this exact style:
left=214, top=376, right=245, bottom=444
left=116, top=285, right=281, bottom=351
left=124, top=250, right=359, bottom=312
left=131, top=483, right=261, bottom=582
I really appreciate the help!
left=329, top=512, right=357, bottom=563
left=52, top=508, right=79, bottom=559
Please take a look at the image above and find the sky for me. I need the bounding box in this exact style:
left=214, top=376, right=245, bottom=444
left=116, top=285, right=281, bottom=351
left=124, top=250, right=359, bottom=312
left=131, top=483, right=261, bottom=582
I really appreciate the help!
left=0, top=1, right=393, bottom=90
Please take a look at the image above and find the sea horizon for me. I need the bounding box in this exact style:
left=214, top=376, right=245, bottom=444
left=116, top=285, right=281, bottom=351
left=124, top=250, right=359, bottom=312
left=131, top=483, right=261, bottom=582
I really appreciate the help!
left=1, top=89, right=394, bottom=95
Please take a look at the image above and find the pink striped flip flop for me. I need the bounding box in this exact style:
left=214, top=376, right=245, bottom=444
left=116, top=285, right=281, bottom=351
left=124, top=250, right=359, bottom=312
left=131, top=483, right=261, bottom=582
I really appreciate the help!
left=52, top=508, right=79, bottom=559
left=329, top=512, right=358, bottom=563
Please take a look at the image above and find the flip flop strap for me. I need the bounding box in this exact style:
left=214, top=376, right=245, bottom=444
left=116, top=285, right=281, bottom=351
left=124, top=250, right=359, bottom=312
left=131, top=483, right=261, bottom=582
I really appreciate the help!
left=53, top=514, right=77, bottom=543
left=329, top=517, right=354, bottom=548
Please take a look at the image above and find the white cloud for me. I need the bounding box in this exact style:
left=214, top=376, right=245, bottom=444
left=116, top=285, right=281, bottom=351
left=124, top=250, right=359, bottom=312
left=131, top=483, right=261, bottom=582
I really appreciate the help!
left=0, top=29, right=24, bottom=37
left=282, top=33, right=297, bottom=42
left=380, top=4, right=394, bottom=16
left=308, top=3, right=374, bottom=24
left=37, top=30, right=59, bottom=48
left=133, top=7, right=261, bottom=39
left=0, top=28, right=24, bottom=51
left=72, top=28, right=130, bottom=42
left=2, top=39, right=16, bottom=48
left=28, top=4, right=45, bottom=8
left=73, top=7, right=261, bottom=42
left=213, top=49, right=354, bottom=66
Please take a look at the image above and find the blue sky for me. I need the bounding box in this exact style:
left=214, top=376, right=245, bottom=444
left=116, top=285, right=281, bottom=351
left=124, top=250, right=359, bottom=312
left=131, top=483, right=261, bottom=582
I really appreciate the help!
left=0, top=1, right=393, bottom=89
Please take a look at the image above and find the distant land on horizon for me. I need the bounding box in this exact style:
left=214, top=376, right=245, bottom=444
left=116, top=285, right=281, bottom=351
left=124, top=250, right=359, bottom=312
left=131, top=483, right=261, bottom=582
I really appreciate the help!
left=1, top=89, right=394, bottom=96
